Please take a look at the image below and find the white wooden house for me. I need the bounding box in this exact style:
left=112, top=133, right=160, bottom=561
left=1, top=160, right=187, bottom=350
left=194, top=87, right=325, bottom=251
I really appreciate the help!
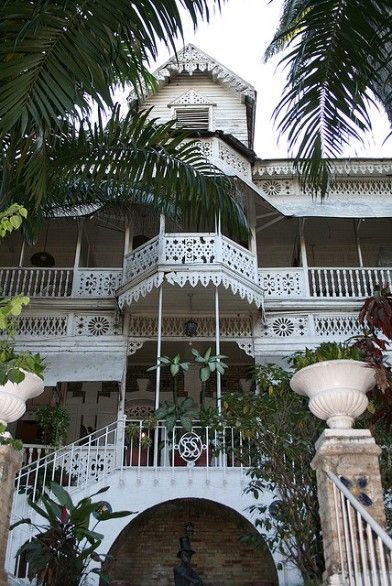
left=3, top=44, right=392, bottom=586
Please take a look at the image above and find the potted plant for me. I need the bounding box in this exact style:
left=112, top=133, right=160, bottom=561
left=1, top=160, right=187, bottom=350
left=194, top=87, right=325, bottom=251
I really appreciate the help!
left=36, top=405, right=70, bottom=448
left=290, top=342, right=376, bottom=429
left=11, top=483, right=132, bottom=586
left=0, top=342, right=45, bottom=425
left=125, top=423, right=152, bottom=466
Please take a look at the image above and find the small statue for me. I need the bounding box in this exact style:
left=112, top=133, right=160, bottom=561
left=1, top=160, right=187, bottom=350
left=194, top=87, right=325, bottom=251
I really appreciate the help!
left=173, top=536, right=204, bottom=585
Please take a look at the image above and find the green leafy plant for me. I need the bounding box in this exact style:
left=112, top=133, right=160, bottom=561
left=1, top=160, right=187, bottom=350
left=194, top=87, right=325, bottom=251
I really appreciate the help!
left=11, top=483, right=132, bottom=586
left=0, top=204, right=28, bottom=237
left=125, top=424, right=152, bottom=449
left=0, top=342, right=45, bottom=385
left=36, top=406, right=70, bottom=448
left=290, top=341, right=363, bottom=371
left=0, top=422, right=23, bottom=451
left=155, top=397, right=199, bottom=435
left=191, top=347, right=228, bottom=406
left=0, top=204, right=45, bottom=386
left=221, top=366, right=325, bottom=584
left=148, top=354, right=190, bottom=406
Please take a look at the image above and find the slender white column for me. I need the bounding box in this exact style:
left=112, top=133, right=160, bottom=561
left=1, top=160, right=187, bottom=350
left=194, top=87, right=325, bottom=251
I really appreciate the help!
left=155, top=284, right=163, bottom=411
left=118, top=369, right=127, bottom=417
left=123, top=222, right=130, bottom=256
left=18, top=240, right=25, bottom=267
left=159, top=214, right=165, bottom=235
left=353, top=219, right=364, bottom=267
left=73, top=218, right=84, bottom=270
left=215, top=286, right=222, bottom=414
left=247, top=192, right=258, bottom=257
left=299, top=218, right=310, bottom=296
left=71, top=218, right=84, bottom=295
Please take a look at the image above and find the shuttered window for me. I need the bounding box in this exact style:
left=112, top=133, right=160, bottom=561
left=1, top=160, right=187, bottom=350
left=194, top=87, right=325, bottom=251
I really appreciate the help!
left=175, top=108, right=210, bottom=130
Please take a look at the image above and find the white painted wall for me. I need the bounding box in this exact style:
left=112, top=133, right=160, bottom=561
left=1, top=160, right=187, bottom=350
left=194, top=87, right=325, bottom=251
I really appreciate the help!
left=143, top=72, right=249, bottom=146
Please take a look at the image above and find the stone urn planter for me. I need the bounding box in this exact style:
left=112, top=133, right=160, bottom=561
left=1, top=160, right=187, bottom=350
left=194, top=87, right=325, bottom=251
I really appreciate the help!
left=0, top=371, right=44, bottom=425
left=290, top=360, right=376, bottom=429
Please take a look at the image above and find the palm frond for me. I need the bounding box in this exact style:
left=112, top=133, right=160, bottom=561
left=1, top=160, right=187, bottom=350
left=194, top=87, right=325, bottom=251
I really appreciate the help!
left=0, top=0, right=223, bottom=136
left=270, top=0, right=392, bottom=197
left=264, top=0, right=308, bottom=61
left=11, top=109, right=248, bottom=238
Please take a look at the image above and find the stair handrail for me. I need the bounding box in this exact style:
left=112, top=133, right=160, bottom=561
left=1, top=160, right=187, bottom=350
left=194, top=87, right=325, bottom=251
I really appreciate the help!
left=327, top=471, right=392, bottom=550
left=16, top=420, right=121, bottom=497
left=327, top=470, right=392, bottom=585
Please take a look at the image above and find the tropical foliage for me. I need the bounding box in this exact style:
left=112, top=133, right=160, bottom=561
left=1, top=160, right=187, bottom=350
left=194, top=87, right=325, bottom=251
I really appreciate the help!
left=11, top=484, right=132, bottom=586
left=267, top=0, right=392, bottom=196
left=0, top=204, right=45, bottom=384
left=0, top=1, right=249, bottom=239
left=36, top=406, right=70, bottom=448
left=221, top=370, right=325, bottom=583
left=359, top=285, right=392, bottom=341
left=191, top=347, right=228, bottom=406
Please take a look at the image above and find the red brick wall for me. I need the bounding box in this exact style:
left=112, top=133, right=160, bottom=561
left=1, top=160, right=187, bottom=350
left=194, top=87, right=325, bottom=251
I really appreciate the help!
left=104, top=498, right=278, bottom=586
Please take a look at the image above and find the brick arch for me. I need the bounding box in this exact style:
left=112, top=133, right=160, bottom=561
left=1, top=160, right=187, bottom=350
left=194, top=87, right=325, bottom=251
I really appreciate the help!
left=103, top=498, right=278, bottom=586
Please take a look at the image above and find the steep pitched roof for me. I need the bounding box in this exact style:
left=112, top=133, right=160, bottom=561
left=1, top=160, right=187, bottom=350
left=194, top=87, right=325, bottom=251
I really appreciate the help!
left=129, top=44, right=257, bottom=148
left=151, top=44, right=256, bottom=101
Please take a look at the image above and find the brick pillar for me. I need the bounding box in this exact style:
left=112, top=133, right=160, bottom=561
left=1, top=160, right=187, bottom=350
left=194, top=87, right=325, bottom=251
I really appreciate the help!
left=311, top=429, right=385, bottom=585
left=0, top=446, right=21, bottom=586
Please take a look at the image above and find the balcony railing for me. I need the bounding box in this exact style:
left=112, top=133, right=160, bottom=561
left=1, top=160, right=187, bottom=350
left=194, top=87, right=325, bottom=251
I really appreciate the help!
left=123, top=233, right=258, bottom=285
left=16, top=420, right=251, bottom=502
left=259, top=267, right=392, bottom=300
left=1, top=264, right=390, bottom=301
left=0, top=267, right=122, bottom=298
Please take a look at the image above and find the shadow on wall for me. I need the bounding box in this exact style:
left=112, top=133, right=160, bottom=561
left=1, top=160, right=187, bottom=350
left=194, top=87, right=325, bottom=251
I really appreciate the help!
left=102, top=497, right=278, bottom=586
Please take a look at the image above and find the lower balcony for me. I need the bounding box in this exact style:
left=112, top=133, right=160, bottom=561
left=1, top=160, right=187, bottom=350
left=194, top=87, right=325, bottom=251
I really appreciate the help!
left=19, top=419, right=251, bottom=497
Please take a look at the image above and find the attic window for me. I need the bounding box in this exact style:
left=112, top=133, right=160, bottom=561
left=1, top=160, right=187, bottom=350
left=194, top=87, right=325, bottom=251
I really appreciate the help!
left=175, top=108, right=209, bottom=130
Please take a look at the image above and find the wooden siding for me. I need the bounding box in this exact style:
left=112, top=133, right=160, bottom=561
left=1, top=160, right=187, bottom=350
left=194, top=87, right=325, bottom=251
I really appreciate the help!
left=143, top=72, right=249, bottom=146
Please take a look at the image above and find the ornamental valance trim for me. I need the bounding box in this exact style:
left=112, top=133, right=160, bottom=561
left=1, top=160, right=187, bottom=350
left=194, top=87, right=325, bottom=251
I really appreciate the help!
left=117, top=269, right=263, bottom=309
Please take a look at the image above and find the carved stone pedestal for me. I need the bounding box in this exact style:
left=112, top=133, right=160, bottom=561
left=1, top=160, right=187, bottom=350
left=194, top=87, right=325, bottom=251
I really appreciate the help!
left=0, top=446, right=21, bottom=586
left=311, top=429, right=385, bottom=584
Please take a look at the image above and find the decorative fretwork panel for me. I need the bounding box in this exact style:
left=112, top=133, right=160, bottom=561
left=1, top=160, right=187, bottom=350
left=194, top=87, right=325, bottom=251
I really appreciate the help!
left=124, top=236, right=160, bottom=281
left=16, top=314, right=68, bottom=336
left=259, top=269, right=306, bottom=298
left=260, top=312, right=362, bottom=342
left=221, top=237, right=257, bottom=280
left=314, top=315, right=361, bottom=338
left=164, top=235, right=216, bottom=264
left=254, top=159, right=392, bottom=177
left=125, top=402, right=154, bottom=419
left=218, top=142, right=251, bottom=179
left=74, top=269, right=122, bottom=297
left=195, top=139, right=213, bottom=159
left=171, top=89, right=211, bottom=105
left=129, top=315, right=253, bottom=338
left=62, top=447, right=116, bottom=484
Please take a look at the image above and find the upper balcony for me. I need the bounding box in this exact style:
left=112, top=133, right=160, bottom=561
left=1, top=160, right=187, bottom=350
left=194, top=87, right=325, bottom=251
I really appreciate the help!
left=259, top=266, right=392, bottom=302
left=117, top=232, right=263, bottom=311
